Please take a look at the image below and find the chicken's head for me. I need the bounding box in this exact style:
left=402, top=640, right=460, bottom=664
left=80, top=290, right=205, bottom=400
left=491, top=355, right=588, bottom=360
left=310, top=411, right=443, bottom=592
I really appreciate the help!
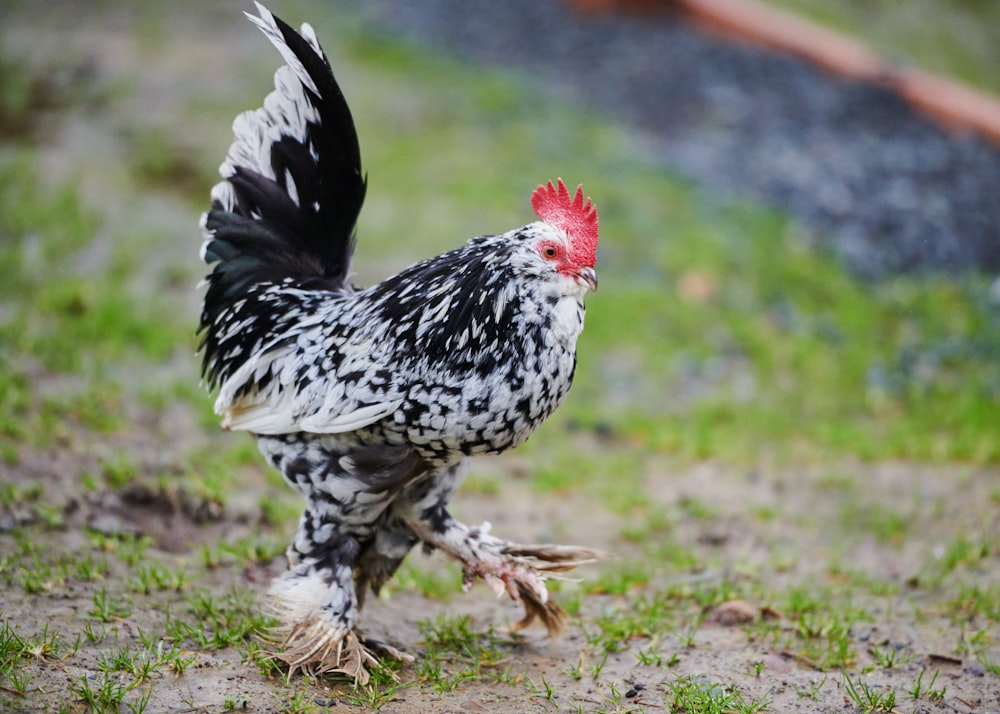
left=528, top=179, right=599, bottom=293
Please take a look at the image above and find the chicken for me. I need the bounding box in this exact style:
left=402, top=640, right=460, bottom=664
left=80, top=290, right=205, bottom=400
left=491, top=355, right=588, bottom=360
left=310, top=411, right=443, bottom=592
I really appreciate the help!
left=199, top=4, right=601, bottom=682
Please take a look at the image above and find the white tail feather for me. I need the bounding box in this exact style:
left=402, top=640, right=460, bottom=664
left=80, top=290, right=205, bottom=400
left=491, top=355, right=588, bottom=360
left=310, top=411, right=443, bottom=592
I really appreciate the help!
left=246, top=2, right=322, bottom=95
left=210, top=4, right=324, bottom=213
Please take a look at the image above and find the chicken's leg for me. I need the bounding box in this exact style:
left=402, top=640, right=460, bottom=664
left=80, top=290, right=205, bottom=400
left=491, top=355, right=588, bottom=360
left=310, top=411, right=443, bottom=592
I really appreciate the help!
left=270, top=536, right=378, bottom=684
left=268, top=512, right=380, bottom=682
left=399, top=462, right=601, bottom=634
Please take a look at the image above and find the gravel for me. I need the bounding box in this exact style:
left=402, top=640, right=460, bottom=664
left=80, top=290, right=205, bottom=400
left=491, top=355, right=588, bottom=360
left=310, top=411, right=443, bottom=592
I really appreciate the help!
left=354, top=0, right=1000, bottom=278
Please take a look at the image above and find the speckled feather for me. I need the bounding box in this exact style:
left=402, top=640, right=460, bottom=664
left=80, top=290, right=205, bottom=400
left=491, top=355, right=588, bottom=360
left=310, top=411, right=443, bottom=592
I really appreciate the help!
left=205, top=228, right=585, bottom=452
left=198, top=3, right=600, bottom=681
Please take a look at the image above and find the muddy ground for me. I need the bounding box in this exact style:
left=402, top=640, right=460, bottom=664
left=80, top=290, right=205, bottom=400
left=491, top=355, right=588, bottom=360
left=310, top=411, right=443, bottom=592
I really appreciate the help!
left=5, top=447, right=999, bottom=712
left=2, top=1, right=999, bottom=713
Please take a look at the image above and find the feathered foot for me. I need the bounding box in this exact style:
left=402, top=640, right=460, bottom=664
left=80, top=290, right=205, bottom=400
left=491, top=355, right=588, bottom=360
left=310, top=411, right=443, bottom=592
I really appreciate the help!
left=269, top=616, right=415, bottom=684
left=460, top=536, right=603, bottom=635
left=266, top=546, right=413, bottom=684
left=406, top=514, right=603, bottom=635
left=273, top=619, right=377, bottom=683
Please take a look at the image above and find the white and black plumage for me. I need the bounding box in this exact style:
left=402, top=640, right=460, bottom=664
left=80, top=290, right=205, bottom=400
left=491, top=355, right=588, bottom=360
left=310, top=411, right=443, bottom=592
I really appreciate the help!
left=199, top=4, right=601, bottom=682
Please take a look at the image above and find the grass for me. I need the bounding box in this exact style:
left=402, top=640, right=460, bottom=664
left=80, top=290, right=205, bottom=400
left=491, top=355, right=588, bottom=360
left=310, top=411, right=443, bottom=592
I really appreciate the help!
left=416, top=615, right=514, bottom=690
left=570, top=229, right=1000, bottom=464
left=1, top=0, right=999, bottom=711
left=842, top=673, right=897, bottom=712
left=70, top=671, right=152, bottom=714
left=907, top=669, right=946, bottom=701
left=667, top=676, right=771, bottom=714
left=0, top=518, right=278, bottom=708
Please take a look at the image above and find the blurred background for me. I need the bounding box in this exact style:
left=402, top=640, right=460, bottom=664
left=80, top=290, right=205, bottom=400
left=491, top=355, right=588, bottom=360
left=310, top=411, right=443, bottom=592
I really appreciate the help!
left=1, top=0, right=998, bottom=710
left=2, top=0, right=998, bottom=469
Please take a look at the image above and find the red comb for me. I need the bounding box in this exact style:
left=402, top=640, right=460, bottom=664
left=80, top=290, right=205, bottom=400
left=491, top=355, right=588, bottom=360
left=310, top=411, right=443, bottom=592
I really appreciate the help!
left=530, top=178, right=599, bottom=267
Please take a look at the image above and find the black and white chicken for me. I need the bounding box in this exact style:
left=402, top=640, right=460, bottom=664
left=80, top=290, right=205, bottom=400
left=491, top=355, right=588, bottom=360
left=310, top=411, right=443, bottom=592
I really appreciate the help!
left=199, top=3, right=601, bottom=681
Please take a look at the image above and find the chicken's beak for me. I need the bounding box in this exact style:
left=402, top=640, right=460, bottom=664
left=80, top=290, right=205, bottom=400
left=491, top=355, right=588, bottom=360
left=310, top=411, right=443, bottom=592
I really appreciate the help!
left=576, top=266, right=598, bottom=292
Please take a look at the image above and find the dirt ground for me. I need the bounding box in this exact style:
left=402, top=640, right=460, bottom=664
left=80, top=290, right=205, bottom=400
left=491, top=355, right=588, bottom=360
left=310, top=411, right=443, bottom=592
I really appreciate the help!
left=4, top=445, right=999, bottom=712
left=2, top=2, right=998, bottom=713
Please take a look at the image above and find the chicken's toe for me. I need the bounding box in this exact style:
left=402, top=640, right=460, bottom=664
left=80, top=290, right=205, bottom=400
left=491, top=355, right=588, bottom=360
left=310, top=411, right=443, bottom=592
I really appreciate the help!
left=271, top=620, right=379, bottom=684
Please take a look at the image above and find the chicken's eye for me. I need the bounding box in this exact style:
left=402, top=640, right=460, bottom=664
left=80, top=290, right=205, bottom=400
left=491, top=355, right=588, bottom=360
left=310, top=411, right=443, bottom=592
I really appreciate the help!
left=539, top=243, right=562, bottom=260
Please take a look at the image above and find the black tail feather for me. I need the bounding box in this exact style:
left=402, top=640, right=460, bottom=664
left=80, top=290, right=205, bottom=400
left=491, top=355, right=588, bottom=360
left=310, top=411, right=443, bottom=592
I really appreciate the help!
left=199, top=5, right=366, bottom=386
left=265, top=10, right=367, bottom=269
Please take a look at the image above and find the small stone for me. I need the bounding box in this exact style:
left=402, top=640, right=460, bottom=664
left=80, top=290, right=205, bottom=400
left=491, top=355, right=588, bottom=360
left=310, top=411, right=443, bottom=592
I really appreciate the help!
left=964, top=662, right=986, bottom=677
left=707, top=599, right=756, bottom=625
